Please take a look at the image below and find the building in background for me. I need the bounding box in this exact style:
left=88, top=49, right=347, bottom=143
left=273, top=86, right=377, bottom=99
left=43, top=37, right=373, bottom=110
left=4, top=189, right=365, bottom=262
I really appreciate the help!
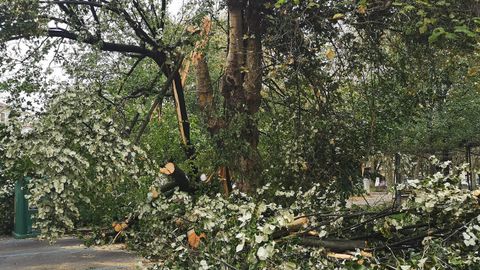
left=0, top=102, right=9, bottom=125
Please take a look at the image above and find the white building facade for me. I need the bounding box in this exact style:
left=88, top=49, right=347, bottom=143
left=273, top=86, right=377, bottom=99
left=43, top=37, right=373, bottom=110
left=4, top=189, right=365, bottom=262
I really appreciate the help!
left=0, top=102, right=9, bottom=125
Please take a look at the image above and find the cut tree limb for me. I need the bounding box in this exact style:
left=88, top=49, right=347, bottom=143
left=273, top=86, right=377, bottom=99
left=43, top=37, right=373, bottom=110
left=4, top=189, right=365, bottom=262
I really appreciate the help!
left=272, top=216, right=309, bottom=239
left=299, top=238, right=367, bottom=251
left=160, top=162, right=194, bottom=194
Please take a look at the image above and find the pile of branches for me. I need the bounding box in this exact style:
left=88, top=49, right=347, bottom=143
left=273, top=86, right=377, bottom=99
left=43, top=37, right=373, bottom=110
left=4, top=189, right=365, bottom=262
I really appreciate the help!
left=112, top=161, right=480, bottom=269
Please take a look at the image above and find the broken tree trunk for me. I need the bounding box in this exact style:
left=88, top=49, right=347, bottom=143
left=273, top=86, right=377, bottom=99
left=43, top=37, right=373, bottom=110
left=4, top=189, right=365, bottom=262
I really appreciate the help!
left=160, top=162, right=194, bottom=194
left=218, top=166, right=233, bottom=196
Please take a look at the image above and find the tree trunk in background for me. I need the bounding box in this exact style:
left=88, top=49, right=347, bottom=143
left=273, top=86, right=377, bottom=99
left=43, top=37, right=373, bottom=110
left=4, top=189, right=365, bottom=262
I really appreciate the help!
left=440, top=149, right=451, bottom=176
left=240, top=1, right=263, bottom=190
left=195, top=0, right=264, bottom=191
left=394, top=153, right=401, bottom=205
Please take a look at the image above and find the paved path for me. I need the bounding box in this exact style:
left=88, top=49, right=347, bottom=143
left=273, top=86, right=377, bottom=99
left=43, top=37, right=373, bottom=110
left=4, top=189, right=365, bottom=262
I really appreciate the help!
left=0, top=237, right=142, bottom=270
left=347, top=192, right=394, bottom=208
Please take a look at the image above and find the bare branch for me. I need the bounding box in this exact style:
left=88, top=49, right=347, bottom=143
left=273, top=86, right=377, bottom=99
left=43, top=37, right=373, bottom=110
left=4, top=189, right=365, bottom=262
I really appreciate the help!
left=47, top=28, right=153, bottom=56
left=134, top=58, right=184, bottom=144
left=39, top=1, right=104, bottom=8
left=132, top=0, right=157, bottom=38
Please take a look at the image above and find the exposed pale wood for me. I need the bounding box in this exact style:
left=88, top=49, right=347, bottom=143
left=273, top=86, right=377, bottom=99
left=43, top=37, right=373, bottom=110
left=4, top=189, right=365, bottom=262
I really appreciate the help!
left=271, top=216, right=309, bottom=240
left=159, top=163, right=194, bottom=194
left=360, top=251, right=373, bottom=257
left=288, top=217, right=309, bottom=231
left=169, top=17, right=212, bottom=147
left=218, top=166, right=233, bottom=195
left=150, top=186, right=159, bottom=200
left=327, top=250, right=373, bottom=260
left=159, top=162, right=175, bottom=175
left=327, top=252, right=354, bottom=260
left=165, top=162, right=175, bottom=174
left=159, top=167, right=170, bottom=175
left=172, top=81, right=188, bottom=146
left=183, top=17, right=212, bottom=85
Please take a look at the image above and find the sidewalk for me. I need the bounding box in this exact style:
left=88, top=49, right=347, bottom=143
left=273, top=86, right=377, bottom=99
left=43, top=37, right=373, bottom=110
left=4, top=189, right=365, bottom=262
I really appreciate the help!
left=0, top=237, right=142, bottom=270
left=347, top=192, right=393, bottom=207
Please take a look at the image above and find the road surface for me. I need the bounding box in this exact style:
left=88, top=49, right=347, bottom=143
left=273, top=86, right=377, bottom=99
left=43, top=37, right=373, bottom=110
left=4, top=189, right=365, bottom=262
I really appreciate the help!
left=0, top=237, right=143, bottom=270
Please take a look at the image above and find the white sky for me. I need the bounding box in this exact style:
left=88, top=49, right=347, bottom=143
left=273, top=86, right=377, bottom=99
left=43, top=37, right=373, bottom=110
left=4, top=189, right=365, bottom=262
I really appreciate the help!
left=168, top=0, right=185, bottom=17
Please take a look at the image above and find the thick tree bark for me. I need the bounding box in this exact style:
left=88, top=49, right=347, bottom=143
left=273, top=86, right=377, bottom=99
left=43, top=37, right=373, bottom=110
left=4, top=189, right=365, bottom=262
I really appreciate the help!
left=239, top=0, right=263, bottom=189
left=196, top=56, right=226, bottom=135
left=195, top=0, right=264, bottom=191
left=196, top=58, right=214, bottom=112
left=222, top=0, right=246, bottom=113
left=244, top=2, right=263, bottom=115
left=223, top=0, right=263, bottom=190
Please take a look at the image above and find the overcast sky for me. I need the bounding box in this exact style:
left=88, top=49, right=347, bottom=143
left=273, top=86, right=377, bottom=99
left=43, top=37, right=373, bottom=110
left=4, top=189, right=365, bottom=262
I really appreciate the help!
left=169, top=1, right=184, bottom=15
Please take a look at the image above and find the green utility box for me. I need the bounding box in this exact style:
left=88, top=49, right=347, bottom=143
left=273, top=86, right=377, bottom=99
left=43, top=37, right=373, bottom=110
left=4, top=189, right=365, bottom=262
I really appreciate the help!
left=12, top=177, right=38, bottom=239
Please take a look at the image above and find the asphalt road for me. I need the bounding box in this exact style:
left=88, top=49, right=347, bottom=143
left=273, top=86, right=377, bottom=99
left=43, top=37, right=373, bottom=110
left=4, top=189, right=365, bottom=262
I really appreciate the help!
left=0, top=237, right=141, bottom=270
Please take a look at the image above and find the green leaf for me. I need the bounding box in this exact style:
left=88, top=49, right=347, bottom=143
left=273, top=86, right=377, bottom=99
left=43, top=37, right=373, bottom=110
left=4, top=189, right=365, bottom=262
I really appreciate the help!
left=454, top=25, right=477, bottom=38
left=428, top=27, right=445, bottom=43
left=307, top=1, right=319, bottom=9
left=419, top=24, right=428, bottom=34
left=275, top=0, right=287, bottom=8
left=445, top=32, right=458, bottom=40
left=332, top=13, right=345, bottom=20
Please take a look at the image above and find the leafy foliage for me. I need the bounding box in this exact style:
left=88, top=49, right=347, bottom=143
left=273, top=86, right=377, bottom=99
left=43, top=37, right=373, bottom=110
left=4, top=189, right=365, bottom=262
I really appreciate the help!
left=113, top=159, right=480, bottom=269
left=2, top=88, right=156, bottom=238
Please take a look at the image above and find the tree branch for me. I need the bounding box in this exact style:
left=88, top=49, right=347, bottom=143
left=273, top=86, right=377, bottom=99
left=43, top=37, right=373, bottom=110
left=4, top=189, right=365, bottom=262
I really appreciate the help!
left=134, top=58, right=184, bottom=144
left=47, top=28, right=153, bottom=56
left=117, top=56, right=146, bottom=94
left=39, top=0, right=104, bottom=8
left=133, top=0, right=157, bottom=38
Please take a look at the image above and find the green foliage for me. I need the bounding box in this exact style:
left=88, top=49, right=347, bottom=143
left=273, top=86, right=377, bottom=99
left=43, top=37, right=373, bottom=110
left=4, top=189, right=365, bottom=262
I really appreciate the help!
left=0, top=160, right=14, bottom=235
left=0, top=124, right=15, bottom=235
left=126, top=182, right=344, bottom=269
left=0, top=181, right=14, bottom=235
left=0, top=0, right=43, bottom=43
left=2, top=88, right=156, bottom=238
left=372, top=159, right=480, bottom=269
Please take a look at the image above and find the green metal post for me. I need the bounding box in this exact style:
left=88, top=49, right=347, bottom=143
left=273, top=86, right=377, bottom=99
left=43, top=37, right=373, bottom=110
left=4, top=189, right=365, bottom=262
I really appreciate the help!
left=12, top=177, right=38, bottom=239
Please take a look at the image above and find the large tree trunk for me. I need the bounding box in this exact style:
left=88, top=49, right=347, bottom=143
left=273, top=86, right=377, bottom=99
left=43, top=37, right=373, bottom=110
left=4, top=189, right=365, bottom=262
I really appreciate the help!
left=222, top=0, right=246, bottom=113
left=244, top=2, right=263, bottom=115
left=195, top=0, right=264, bottom=191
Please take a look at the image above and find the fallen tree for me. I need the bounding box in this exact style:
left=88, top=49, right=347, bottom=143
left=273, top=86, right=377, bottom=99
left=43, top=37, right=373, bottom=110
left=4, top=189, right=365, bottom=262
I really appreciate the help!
left=109, top=160, right=480, bottom=269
